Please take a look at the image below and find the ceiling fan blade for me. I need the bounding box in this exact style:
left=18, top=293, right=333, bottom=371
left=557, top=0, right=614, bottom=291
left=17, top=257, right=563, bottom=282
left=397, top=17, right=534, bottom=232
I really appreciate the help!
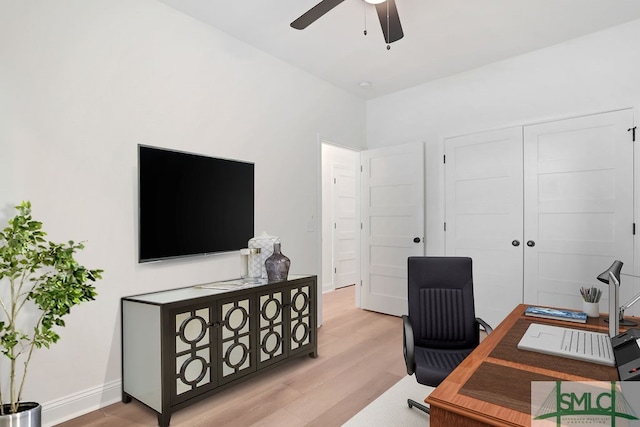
left=291, top=0, right=346, bottom=30
left=375, top=0, right=404, bottom=43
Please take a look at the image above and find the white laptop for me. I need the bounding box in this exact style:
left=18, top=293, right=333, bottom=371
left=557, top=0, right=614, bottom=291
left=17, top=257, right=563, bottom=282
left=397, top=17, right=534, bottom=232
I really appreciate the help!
left=517, top=323, right=615, bottom=367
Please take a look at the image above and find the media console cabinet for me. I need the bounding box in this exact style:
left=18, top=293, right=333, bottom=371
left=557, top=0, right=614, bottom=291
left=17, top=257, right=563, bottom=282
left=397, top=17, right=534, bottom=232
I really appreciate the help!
left=121, top=275, right=317, bottom=426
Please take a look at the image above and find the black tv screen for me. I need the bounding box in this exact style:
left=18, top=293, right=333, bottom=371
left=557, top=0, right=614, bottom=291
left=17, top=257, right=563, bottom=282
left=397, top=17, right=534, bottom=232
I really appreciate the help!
left=138, top=145, right=254, bottom=262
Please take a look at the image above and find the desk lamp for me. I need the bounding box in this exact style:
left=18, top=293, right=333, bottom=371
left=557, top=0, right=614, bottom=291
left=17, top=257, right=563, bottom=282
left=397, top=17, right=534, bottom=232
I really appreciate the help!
left=617, top=288, right=640, bottom=326
left=597, top=261, right=640, bottom=327
left=597, top=260, right=622, bottom=337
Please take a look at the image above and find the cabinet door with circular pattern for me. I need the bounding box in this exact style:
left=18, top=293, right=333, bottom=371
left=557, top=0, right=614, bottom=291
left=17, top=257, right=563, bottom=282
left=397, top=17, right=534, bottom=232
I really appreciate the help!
left=256, top=288, right=287, bottom=369
left=288, top=281, right=317, bottom=357
left=217, top=295, right=256, bottom=385
left=170, top=303, right=217, bottom=404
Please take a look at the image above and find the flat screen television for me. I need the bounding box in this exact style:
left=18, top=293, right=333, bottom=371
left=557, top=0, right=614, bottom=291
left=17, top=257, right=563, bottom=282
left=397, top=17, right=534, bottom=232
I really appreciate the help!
left=138, top=145, right=254, bottom=262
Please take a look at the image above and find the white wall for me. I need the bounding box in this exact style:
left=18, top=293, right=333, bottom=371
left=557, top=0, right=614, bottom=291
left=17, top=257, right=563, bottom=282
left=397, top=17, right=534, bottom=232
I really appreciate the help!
left=0, top=1, right=365, bottom=424
left=367, top=18, right=640, bottom=256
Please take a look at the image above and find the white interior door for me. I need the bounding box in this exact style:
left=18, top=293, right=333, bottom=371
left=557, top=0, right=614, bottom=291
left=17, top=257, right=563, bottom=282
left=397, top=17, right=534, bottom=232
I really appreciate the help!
left=445, top=127, right=524, bottom=327
left=332, top=164, right=358, bottom=289
left=360, top=142, right=424, bottom=316
left=523, top=109, right=635, bottom=312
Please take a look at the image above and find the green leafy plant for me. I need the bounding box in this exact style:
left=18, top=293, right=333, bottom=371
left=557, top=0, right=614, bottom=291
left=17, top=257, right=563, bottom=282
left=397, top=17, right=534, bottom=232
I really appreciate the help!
left=0, top=201, right=103, bottom=414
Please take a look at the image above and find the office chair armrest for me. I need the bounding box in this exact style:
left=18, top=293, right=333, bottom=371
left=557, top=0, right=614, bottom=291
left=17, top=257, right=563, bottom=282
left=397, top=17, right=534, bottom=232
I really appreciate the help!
left=476, top=317, right=493, bottom=335
left=402, top=315, right=416, bottom=375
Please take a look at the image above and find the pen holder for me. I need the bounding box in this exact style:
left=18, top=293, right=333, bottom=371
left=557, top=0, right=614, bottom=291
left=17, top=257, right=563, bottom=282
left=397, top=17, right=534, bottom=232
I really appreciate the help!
left=582, top=301, right=599, bottom=318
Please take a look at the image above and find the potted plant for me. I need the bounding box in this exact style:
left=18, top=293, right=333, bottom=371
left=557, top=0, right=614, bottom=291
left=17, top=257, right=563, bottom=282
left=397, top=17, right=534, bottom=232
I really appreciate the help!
left=0, top=201, right=103, bottom=426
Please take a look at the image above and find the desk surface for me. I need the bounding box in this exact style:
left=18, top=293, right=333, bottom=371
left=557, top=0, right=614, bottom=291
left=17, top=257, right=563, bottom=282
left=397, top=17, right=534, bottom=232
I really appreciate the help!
left=425, top=304, right=633, bottom=427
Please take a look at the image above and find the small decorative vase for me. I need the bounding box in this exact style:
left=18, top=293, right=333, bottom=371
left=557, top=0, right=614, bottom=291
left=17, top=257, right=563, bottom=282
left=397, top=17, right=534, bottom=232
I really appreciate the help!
left=265, top=243, right=290, bottom=282
left=248, top=232, right=280, bottom=279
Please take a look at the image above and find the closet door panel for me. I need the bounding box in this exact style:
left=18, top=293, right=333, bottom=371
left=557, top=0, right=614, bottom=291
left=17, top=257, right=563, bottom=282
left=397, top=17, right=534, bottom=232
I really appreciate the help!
left=445, top=127, right=524, bottom=328
left=523, top=110, right=634, bottom=312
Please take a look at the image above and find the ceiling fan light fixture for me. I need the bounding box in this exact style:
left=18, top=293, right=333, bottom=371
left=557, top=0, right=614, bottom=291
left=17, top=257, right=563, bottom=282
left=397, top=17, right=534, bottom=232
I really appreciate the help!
left=291, top=0, right=403, bottom=44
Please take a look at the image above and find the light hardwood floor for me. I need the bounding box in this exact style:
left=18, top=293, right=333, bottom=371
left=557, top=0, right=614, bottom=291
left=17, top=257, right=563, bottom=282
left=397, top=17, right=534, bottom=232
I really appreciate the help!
left=58, top=286, right=406, bottom=427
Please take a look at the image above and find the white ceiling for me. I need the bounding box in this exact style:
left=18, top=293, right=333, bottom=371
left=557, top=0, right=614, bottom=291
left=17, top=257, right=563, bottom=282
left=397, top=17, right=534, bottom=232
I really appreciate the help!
left=158, top=0, right=640, bottom=99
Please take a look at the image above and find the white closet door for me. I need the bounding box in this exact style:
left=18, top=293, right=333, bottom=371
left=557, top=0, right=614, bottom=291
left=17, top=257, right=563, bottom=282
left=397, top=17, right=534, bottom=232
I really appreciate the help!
left=523, top=109, right=635, bottom=312
left=445, top=127, right=524, bottom=327
left=360, top=142, right=424, bottom=316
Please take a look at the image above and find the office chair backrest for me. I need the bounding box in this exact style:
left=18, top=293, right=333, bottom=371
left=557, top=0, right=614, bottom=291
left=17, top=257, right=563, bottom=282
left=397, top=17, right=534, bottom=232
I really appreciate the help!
left=407, top=256, right=479, bottom=349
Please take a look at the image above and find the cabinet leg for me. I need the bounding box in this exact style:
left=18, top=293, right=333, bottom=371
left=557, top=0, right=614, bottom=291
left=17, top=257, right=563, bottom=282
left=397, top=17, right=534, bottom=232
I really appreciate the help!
left=309, top=350, right=318, bottom=358
left=158, top=412, right=171, bottom=427
left=122, top=393, right=132, bottom=404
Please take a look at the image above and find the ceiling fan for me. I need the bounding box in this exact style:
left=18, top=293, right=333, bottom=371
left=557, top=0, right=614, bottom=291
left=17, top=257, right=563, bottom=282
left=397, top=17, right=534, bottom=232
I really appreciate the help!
left=290, top=0, right=404, bottom=48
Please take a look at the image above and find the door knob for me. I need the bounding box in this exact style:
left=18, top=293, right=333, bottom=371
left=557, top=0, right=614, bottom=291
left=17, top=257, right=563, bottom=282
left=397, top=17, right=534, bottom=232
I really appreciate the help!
left=413, top=237, right=421, bottom=243
left=512, top=240, right=520, bottom=247
left=527, top=240, right=535, bottom=247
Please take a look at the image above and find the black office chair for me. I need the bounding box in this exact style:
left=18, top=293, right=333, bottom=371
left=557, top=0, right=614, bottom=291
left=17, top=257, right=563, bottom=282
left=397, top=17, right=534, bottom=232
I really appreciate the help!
left=403, top=256, right=493, bottom=414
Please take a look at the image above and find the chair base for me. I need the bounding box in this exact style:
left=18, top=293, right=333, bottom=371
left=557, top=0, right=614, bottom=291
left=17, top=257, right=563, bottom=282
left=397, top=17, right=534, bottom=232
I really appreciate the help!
left=407, top=398, right=430, bottom=414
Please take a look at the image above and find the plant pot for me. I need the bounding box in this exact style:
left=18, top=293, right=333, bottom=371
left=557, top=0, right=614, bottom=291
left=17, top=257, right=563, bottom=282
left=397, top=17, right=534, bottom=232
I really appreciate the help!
left=0, top=402, right=41, bottom=427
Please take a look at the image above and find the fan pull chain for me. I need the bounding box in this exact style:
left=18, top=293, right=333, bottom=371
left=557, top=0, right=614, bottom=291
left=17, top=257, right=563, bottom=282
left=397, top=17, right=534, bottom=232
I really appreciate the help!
left=363, top=2, right=368, bottom=36
left=386, top=1, right=391, bottom=50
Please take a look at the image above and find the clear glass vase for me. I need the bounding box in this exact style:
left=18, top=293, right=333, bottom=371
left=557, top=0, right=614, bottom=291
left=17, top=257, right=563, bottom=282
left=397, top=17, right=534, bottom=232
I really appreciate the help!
left=265, top=243, right=291, bottom=282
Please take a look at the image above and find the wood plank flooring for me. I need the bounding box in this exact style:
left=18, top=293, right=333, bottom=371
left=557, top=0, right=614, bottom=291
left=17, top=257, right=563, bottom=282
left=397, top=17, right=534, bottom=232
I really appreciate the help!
left=57, top=286, right=406, bottom=427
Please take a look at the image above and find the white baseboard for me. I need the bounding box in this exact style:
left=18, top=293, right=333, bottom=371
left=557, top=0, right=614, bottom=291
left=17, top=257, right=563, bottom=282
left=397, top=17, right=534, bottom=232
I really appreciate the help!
left=42, top=379, right=122, bottom=427
left=322, top=281, right=334, bottom=293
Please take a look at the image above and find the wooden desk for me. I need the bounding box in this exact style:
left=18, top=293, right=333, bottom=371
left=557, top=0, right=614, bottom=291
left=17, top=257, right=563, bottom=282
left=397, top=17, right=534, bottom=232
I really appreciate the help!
left=425, top=304, right=635, bottom=427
